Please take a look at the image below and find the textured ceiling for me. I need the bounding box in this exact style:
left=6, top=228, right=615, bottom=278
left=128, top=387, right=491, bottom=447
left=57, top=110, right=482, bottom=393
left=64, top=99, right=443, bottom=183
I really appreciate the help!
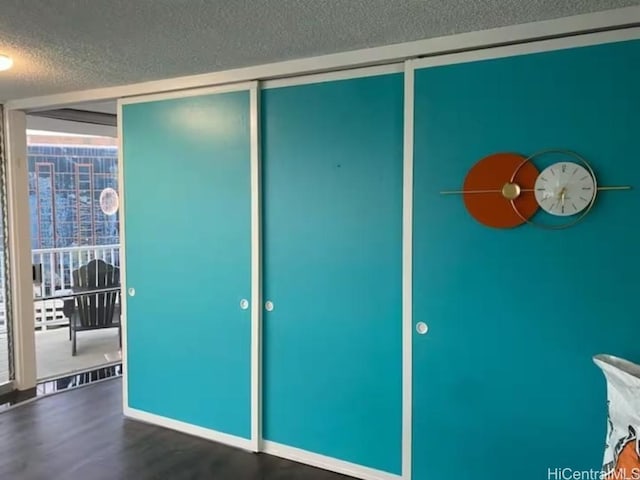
left=0, top=0, right=638, bottom=102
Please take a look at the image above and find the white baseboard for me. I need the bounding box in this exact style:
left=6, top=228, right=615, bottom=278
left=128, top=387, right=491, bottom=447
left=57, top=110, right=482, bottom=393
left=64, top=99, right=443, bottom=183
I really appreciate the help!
left=262, top=440, right=402, bottom=480
left=123, top=407, right=401, bottom=479
left=124, top=406, right=254, bottom=452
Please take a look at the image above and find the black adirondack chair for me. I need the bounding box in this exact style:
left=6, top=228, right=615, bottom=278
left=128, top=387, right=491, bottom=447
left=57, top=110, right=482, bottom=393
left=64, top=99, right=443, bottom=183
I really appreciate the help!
left=63, top=259, right=121, bottom=356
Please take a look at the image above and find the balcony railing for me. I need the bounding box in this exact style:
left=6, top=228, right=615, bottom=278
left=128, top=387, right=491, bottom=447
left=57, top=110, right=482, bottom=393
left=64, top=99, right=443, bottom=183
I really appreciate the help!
left=0, top=244, right=120, bottom=334
left=32, top=244, right=120, bottom=331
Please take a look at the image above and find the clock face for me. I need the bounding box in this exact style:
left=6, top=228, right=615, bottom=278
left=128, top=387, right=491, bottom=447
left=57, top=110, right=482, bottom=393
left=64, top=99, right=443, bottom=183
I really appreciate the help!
left=534, top=162, right=595, bottom=216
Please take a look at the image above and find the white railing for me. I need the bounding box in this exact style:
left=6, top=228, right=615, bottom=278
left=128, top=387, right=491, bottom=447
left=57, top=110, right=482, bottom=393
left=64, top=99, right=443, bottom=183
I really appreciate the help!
left=32, top=244, right=120, bottom=331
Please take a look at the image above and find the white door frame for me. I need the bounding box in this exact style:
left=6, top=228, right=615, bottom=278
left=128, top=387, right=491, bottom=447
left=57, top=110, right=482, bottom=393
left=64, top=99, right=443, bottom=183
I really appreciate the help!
left=402, top=59, right=415, bottom=480
left=261, top=63, right=406, bottom=480
left=117, top=81, right=261, bottom=452
left=2, top=110, right=37, bottom=392
left=404, top=24, right=640, bottom=480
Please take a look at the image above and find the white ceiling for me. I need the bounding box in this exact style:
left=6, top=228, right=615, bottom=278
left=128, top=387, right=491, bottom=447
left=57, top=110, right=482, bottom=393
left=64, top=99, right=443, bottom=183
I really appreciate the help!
left=0, top=0, right=638, bottom=102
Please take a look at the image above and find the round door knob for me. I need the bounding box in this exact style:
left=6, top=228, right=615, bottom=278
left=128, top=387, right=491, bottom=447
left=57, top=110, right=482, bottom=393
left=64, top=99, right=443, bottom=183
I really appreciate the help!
left=240, top=299, right=249, bottom=310
left=128, top=288, right=136, bottom=297
left=416, top=322, right=428, bottom=335
left=265, top=301, right=274, bottom=312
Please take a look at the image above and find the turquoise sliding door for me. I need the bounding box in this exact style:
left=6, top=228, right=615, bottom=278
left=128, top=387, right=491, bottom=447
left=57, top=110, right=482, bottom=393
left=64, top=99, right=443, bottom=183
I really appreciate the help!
left=262, top=73, right=404, bottom=474
left=122, top=90, right=252, bottom=439
left=412, top=40, right=640, bottom=479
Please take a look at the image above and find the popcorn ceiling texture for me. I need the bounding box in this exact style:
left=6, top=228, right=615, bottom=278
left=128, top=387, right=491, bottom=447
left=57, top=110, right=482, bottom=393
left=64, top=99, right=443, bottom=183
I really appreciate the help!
left=0, top=0, right=638, bottom=101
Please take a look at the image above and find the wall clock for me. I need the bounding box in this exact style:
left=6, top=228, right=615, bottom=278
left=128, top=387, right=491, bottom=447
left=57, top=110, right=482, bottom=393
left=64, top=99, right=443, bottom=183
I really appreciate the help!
left=441, top=149, right=631, bottom=229
left=534, top=162, right=595, bottom=216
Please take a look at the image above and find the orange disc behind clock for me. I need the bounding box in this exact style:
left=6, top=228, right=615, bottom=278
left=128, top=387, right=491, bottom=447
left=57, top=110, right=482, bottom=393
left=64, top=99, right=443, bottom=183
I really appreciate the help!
left=463, top=153, right=539, bottom=228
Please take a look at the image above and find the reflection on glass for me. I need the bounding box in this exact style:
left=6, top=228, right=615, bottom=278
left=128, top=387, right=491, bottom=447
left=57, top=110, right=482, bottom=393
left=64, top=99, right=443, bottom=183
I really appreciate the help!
left=0, top=138, right=9, bottom=386
left=0, top=364, right=122, bottom=411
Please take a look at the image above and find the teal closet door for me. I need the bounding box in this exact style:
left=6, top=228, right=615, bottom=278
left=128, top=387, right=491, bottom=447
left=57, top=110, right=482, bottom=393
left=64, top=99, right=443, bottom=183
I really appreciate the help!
left=262, top=73, right=403, bottom=474
left=123, top=90, right=252, bottom=439
left=412, top=40, right=640, bottom=479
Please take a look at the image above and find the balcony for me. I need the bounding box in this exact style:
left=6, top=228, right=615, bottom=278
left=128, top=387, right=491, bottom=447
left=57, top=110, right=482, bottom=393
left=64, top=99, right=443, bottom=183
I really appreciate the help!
left=31, top=244, right=121, bottom=380
left=0, top=329, right=120, bottom=381
left=0, top=245, right=122, bottom=383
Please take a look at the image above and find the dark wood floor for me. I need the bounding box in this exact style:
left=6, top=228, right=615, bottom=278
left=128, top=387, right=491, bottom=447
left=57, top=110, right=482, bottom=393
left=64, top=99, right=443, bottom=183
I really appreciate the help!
left=0, top=378, right=354, bottom=480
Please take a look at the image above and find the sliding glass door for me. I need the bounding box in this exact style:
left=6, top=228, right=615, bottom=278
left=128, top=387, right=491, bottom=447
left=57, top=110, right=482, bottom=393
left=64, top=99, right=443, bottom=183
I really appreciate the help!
left=0, top=106, right=13, bottom=391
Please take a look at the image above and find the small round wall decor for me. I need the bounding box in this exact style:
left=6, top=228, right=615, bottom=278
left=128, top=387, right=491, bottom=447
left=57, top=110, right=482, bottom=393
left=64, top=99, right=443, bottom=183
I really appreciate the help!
left=99, top=188, right=120, bottom=216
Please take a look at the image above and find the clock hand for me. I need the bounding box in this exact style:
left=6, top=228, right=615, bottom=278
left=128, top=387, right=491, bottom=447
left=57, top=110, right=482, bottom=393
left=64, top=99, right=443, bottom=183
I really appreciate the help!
left=598, top=185, right=632, bottom=191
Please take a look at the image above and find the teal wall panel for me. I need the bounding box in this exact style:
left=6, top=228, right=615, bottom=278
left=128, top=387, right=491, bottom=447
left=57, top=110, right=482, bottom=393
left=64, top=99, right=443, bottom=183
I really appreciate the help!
left=412, top=40, right=640, bottom=479
left=123, top=91, right=252, bottom=439
left=262, top=74, right=404, bottom=474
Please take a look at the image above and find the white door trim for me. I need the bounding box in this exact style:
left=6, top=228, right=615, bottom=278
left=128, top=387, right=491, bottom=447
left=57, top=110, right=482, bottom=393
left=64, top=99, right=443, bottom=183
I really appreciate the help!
left=3, top=109, right=37, bottom=390
left=262, top=63, right=403, bottom=89
left=402, top=60, right=415, bottom=480
left=118, top=81, right=258, bottom=106
left=116, top=99, right=128, bottom=411
left=411, top=26, right=640, bottom=70
left=262, top=441, right=402, bottom=480
left=118, top=81, right=261, bottom=450
left=6, top=6, right=639, bottom=111
left=249, top=81, right=262, bottom=453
